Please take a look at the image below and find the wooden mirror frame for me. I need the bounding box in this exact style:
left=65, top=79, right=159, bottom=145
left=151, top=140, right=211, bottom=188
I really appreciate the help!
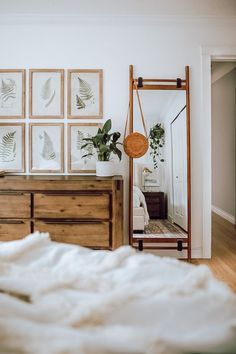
left=128, top=65, right=191, bottom=260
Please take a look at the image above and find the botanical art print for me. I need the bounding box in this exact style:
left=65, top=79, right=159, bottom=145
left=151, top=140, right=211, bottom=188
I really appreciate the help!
left=30, top=124, right=64, bottom=173
left=30, top=69, right=64, bottom=118
left=68, top=124, right=99, bottom=173
left=0, top=124, right=25, bottom=172
left=0, top=70, right=25, bottom=118
left=68, top=69, right=103, bottom=118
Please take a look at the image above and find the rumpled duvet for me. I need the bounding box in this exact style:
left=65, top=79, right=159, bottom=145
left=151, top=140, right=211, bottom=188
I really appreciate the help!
left=133, top=186, right=149, bottom=225
left=0, top=232, right=235, bottom=354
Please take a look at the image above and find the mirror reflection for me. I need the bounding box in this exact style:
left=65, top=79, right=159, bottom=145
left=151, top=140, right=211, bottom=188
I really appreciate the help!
left=132, top=90, right=188, bottom=243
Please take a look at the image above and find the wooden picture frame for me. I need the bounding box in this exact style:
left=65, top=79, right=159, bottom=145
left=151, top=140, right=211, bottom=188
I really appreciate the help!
left=29, top=69, right=64, bottom=118
left=67, top=123, right=100, bottom=173
left=67, top=69, right=103, bottom=119
left=0, top=69, right=25, bottom=119
left=0, top=123, right=25, bottom=172
left=29, top=123, right=64, bottom=173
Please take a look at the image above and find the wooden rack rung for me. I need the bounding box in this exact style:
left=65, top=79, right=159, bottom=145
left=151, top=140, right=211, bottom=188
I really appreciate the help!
left=136, top=84, right=186, bottom=91
left=133, top=237, right=188, bottom=243
left=134, top=246, right=188, bottom=250
left=134, top=79, right=186, bottom=83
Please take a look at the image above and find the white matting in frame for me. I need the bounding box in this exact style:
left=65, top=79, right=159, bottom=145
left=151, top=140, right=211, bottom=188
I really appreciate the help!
left=30, top=69, right=64, bottom=118
left=68, top=123, right=100, bottom=173
left=68, top=69, right=103, bottom=119
left=0, top=123, right=25, bottom=172
left=30, top=123, right=64, bottom=173
left=0, top=69, right=25, bottom=118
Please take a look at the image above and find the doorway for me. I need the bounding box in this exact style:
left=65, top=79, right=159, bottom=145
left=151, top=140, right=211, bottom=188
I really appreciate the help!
left=211, top=60, right=236, bottom=227
left=201, top=46, right=236, bottom=259
left=211, top=60, right=236, bottom=273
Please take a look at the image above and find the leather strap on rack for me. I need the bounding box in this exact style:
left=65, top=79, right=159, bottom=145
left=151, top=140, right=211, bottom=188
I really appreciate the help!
left=123, top=84, right=148, bottom=139
left=134, top=84, right=148, bottom=137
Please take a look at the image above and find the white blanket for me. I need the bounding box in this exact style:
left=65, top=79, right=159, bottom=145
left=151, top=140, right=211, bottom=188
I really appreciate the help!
left=0, top=232, right=236, bottom=354
left=133, top=186, right=150, bottom=225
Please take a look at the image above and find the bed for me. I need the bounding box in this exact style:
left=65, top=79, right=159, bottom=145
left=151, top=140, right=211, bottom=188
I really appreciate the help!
left=133, top=186, right=149, bottom=231
left=0, top=232, right=236, bottom=354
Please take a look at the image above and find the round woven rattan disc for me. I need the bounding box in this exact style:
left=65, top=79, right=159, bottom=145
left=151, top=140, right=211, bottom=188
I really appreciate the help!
left=124, top=132, right=149, bottom=158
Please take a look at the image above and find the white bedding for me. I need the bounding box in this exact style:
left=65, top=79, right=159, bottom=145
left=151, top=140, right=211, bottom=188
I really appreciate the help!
left=0, top=232, right=236, bottom=354
left=133, top=186, right=149, bottom=225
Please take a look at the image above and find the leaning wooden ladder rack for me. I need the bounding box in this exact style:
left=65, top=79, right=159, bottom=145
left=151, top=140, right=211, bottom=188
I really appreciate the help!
left=129, top=65, right=191, bottom=261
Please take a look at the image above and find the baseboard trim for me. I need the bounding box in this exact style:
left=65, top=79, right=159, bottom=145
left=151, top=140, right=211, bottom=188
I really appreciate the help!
left=192, top=248, right=202, bottom=259
left=168, top=215, right=173, bottom=223
left=212, top=205, right=235, bottom=224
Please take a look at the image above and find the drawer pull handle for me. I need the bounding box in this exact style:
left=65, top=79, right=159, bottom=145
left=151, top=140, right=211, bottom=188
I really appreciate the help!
left=0, top=220, right=25, bottom=225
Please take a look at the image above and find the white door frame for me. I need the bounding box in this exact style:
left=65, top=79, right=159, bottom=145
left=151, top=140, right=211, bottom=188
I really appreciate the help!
left=201, top=46, right=236, bottom=258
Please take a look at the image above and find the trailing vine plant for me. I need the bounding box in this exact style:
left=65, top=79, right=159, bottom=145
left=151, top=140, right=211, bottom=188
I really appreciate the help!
left=149, top=123, right=165, bottom=169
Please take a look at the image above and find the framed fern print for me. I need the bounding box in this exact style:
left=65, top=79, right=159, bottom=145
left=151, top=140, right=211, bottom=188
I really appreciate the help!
left=30, top=123, right=64, bottom=173
left=67, top=69, right=103, bottom=119
left=0, top=69, right=25, bottom=118
left=29, top=69, right=64, bottom=118
left=0, top=123, right=25, bottom=172
left=68, top=123, right=100, bottom=173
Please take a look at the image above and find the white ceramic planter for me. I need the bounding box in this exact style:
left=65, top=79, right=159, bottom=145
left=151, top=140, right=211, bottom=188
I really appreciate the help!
left=96, top=161, right=114, bottom=177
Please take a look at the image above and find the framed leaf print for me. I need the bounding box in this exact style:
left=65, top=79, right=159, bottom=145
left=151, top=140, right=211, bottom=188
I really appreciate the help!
left=29, top=69, right=64, bottom=118
left=0, top=123, right=25, bottom=172
left=30, top=123, right=64, bottom=173
left=68, top=69, right=103, bottom=119
left=68, top=123, right=100, bottom=173
left=0, top=69, right=25, bottom=118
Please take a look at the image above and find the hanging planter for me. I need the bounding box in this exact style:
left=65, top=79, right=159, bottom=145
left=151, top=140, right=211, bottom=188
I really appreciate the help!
left=149, top=123, right=165, bottom=169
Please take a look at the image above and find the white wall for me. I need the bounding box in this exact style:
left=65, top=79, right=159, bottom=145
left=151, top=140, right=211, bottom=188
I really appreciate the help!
left=212, top=67, right=236, bottom=219
left=0, top=16, right=236, bottom=256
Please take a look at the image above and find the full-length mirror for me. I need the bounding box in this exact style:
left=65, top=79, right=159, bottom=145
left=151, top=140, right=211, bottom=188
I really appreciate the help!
left=129, top=66, right=191, bottom=259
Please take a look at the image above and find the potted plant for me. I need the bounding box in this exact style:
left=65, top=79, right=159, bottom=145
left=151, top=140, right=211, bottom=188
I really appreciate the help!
left=81, top=119, right=122, bottom=177
left=149, top=123, right=165, bottom=169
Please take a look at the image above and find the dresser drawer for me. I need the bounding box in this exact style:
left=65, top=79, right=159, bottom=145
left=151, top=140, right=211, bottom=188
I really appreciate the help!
left=145, top=197, right=161, bottom=204
left=34, top=193, right=110, bottom=219
left=0, top=193, right=31, bottom=218
left=0, top=220, right=31, bottom=241
left=34, top=220, right=110, bottom=249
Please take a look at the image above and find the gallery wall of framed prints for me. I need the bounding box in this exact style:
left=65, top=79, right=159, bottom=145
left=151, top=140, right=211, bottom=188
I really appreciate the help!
left=0, top=68, right=103, bottom=175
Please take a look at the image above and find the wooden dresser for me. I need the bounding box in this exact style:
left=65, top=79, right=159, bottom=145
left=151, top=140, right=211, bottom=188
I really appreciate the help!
left=0, top=175, right=123, bottom=250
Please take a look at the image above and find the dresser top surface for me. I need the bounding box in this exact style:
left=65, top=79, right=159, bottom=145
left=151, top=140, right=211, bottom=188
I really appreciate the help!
left=0, top=175, right=123, bottom=191
left=0, top=175, right=123, bottom=182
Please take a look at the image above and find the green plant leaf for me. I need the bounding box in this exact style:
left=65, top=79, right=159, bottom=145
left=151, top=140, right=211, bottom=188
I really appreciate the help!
left=102, top=119, right=112, bottom=133
left=113, top=147, right=122, bottom=160
left=80, top=143, right=89, bottom=150
left=112, top=132, right=121, bottom=142
left=83, top=137, right=93, bottom=142
left=81, top=153, right=93, bottom=159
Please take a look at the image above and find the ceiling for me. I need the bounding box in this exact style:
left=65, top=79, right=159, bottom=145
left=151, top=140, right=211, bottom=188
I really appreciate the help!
left=0, top=0, right=235, bottom=16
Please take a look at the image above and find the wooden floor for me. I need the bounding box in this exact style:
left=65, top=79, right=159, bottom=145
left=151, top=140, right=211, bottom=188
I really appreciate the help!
left=192, top=212, right=236, bottom=292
